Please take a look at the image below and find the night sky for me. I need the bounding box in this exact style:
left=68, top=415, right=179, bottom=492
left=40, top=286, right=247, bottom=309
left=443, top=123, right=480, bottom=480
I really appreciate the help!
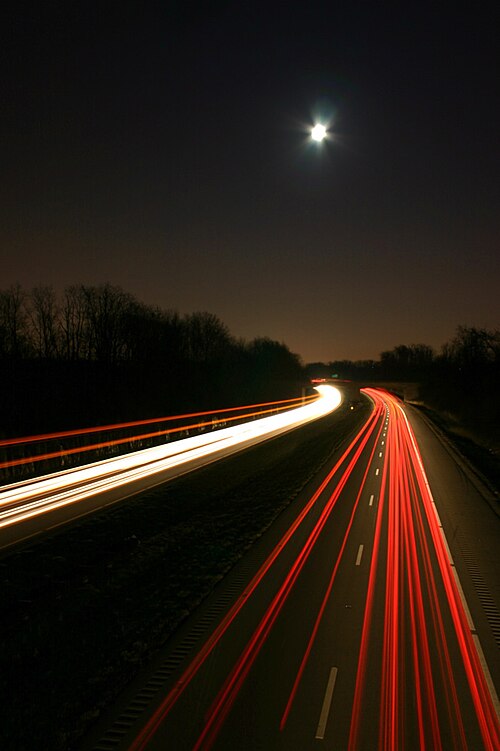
left=2, top=2, right=499, bottom=362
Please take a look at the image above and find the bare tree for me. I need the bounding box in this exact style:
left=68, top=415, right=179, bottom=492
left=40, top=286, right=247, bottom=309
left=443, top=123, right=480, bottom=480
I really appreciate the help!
left=446, top=325, right=497, bottom=367
left=380, top=343, right=435, bottom=377
left=27, top=285, right=60, bottom=358
left=247, top=337, right=303, bottom=381
left=82, top=284, right=134, bottom=363
left=122, top=303, right=184, bottom=364
left=0, top=284, right=29, bottom=358
left=184, top=312, right=233, bottom=363
left=60, top=285, right=89, bottom=360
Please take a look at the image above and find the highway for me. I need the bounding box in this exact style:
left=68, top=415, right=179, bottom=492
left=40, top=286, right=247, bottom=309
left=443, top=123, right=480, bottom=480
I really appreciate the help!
left=85, top=388, right=500, bottom=751
left=0, top=386, right=341, bottom=550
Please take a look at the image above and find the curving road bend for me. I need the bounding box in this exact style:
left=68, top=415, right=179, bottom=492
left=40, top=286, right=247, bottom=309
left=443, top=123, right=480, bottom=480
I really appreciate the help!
left=0, top=385, right=341, bottom=551
left=85, top=387, right=500, bottom=751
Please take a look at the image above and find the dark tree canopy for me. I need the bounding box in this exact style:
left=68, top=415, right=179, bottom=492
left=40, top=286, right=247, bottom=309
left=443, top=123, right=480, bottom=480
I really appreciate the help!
left=0, top=283, right=305, bottom=436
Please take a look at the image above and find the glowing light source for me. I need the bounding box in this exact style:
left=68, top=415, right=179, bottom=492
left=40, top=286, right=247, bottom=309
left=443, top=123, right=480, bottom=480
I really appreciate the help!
left=311, top=123, right=327, bottom=142
left=0, top=385, right=342, bottom=532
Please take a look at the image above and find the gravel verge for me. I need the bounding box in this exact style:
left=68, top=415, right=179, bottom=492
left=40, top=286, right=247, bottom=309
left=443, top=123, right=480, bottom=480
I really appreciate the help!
left=414, top=404, right=500, bottom=498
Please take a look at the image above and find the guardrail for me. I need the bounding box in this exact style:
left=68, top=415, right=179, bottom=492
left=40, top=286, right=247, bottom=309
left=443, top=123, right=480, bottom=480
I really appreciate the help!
left=0, top=394, right=317, bottom=485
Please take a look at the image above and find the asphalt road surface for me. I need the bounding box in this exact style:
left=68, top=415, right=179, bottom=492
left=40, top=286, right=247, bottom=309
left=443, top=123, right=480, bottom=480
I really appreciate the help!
left=84, top=388, right=500, bottom=751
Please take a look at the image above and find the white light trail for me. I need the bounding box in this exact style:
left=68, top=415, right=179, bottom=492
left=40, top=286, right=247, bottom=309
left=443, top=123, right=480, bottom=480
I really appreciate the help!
left=0, top=386, right=342, bottom=531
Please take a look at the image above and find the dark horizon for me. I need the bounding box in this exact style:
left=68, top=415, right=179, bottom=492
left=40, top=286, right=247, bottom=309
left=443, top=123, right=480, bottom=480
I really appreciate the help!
left=2, top=2, right=498, bottom=362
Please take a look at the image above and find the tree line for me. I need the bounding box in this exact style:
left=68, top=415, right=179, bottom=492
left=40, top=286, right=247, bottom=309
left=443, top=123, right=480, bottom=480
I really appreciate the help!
left=2, top=283, right=497, bottom=442
left=307, top=325, right=500, bottom=440
left=0, top=284, right=304, bottom=437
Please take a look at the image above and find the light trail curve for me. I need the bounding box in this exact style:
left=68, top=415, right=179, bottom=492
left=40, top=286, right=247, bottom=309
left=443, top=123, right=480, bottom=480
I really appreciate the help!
left=0, top=385, right=341, bottom=547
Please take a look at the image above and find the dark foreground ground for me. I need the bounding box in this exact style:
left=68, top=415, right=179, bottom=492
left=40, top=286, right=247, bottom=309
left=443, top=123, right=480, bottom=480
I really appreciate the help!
left=0, top=400, right=370, bottom=751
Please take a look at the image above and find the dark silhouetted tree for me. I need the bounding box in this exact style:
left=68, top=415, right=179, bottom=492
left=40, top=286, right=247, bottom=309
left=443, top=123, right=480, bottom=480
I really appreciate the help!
left=184, top=312, right=233, bottom=363
left=60, top=285, right=89, bottom=360
left=444, top=325, right=498, bottom=368
left=0, top=284, right=30, bottom=359
left=82, top=284, right=134, bottom=364
left=27, top=285, right=60, bottom=359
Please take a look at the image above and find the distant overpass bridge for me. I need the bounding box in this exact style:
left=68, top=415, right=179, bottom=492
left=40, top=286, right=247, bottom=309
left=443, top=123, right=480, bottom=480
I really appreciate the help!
left=310, top=379, right=421, bottom=404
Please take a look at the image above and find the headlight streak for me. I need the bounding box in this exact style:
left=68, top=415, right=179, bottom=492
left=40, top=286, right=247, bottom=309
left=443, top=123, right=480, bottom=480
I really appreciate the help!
left=127, top=395, right=382, bottom=751
left=0, top=386, right=341, bottom=534
left=0, top=395, right=318, bottom=472
left=1, top=428, right=241, bottom=511
left=0, top=395, right=317, bottom=448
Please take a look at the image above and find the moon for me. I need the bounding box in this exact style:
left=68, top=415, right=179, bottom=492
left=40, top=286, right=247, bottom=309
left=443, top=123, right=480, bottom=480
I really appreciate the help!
left=311, top=123, right=327, bottom=142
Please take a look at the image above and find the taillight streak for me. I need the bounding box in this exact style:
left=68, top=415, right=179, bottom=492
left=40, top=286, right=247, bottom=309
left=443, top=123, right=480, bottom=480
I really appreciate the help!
left=279, top=400, right=385, bottom=729
left=401, top=424, right=467, bottom=750
left=128, top=399, right=381, bottom=751
left=379, top=400, right=402, bottom=750
left=348, top=390, right=390, bottom=751
left=350, top=390, right=499, bottom=750
left=400, top=405, right=500, bottom=751
left=191, top=401, right=385, bottom=751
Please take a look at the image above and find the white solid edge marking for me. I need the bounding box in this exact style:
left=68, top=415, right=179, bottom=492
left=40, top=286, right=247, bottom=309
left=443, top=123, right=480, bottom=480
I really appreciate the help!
left=369, top=494, right=374, bottom=506
left=440, top=528, right=455, bottom=565
left=451, top=566, right=476, bottom=631
left=355, top=544, right=364, bottom=566
left=398, top=402, right=500, bottom=721
left=432, top=502, right=444, bottom=528
left=472, top=634, right=500, bottom=718
left=315, top=667, right=338, bottom=740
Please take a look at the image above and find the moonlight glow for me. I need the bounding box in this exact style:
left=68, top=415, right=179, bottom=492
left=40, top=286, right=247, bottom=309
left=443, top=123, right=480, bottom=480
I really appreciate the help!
left=311, top=123, right=327, bottom=142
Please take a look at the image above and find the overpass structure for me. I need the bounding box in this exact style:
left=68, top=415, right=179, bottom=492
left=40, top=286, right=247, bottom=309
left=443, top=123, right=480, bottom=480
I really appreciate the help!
left=311, top=379, right=421, bottom=404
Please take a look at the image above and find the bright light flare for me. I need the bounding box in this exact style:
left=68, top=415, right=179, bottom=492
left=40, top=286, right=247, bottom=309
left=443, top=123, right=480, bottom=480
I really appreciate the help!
left=0, top=385, right=342, bottom=531
left=311, top=123, right=327, bottom=142
left=0, top=396, right=318, bottom=472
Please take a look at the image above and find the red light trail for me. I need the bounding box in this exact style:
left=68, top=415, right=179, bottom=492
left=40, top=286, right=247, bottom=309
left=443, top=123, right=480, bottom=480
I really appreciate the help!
left=127, top=396, right=384, bottom=751
left=0, top=387, right=340, bottom=547
left=0, top=394, right=317, bottom=473
left=348, top=390, right=499, bottom=751
left=123, top=388, right=499, bottom=751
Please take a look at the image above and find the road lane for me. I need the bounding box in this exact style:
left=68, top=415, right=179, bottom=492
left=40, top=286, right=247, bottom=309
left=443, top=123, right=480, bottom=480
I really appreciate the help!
left=86, top=392, right=386, bottom=750
left=85, top=388, right=499, bottom=751
left=0, top=385, right=341, bottom=550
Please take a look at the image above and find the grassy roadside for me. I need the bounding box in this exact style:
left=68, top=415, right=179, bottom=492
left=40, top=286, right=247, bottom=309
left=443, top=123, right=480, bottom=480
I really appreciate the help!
left=0, top=399, right=370, bottom=751
left=413, top=403, right=500, bottom=497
